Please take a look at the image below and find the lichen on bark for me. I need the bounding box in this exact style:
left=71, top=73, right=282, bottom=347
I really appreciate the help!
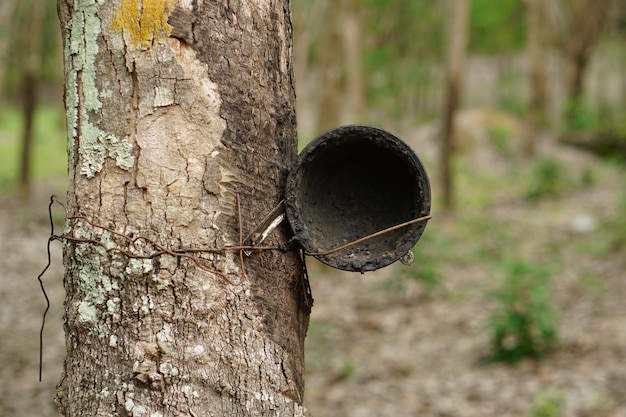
left=63, top=0, right=136, bottom=179
left=111, top=0, right=174, bottom=50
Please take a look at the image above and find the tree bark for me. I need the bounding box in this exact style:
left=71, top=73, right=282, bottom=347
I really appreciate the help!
left=56, top=0, right=310, bottom=416
left=440, top=0, right=468, bottom=211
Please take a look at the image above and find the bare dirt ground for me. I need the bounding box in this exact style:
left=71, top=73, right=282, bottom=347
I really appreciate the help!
left=0, top=120, right=624, bottom=417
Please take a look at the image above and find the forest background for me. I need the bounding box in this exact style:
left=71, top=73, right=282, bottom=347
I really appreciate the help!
left=1, top=1, right=625, bottom=416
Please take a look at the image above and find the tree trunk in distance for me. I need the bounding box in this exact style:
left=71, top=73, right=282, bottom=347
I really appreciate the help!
left=342, top=0, right=364, bottom=122
left=19, top=0, right=43, bottom=201
left=440, top=0, right=469, bottom=211
left=56, top=0, right=310, bottom=416
left=523, top=0, right=547, bottom=157
left=19, top=70, right=36, bottom=201
left=315, top=0, right=344, bottom=133
left=560, top=0, right=616, bottom=124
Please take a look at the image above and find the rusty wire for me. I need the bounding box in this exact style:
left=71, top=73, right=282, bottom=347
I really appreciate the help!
left=306, top=215, right=432, bottom=257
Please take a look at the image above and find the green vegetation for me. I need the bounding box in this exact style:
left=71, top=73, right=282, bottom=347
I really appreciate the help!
left=486, top=260, right=558, bottom=363
left=528, top=391, right=565, bottom=417
left=469, top=0, right=525, bottom=54
left=566, top=101, right=604, bottom=132
left=524, top=155, right=598, bottom=201
left=336, top=361, right=357, bottom=381
left=525, top=157, right=568, bottom=201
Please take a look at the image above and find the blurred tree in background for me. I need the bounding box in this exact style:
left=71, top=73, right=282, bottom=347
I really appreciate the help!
left=0, top=0, right=61, bottom=97
left=0, top=0, right=62, bottom=199
left=294, top=0, right=626, bottom=192
left=551, top=0, right=619, bottom=125
left=0, top=0, right=625, bottom=196
left=441, top=0, right=469, bottom=211
left=360, top=0, right=446, bottom=118
left=293, top=0, right=626, bottom=212
left=523, top=0, right=548, bottom=156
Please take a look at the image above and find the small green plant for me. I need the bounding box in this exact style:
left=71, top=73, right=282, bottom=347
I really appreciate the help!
left=528, top=390, right=565, bottom=417
left=336, top=361, right=357, bottom=381
left=525, top=156, right=567, bottom=201
left=486, top=260, right=558, bottom=363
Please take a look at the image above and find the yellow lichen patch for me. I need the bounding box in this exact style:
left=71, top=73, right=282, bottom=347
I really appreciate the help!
left=112, top=0, right=173, bottom=49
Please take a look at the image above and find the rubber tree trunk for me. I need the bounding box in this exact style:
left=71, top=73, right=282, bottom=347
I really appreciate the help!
left=56, top=0, right=310, bottom=416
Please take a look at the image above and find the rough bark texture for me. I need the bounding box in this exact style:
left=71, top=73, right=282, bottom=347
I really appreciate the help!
left=56, top=0, right=310, bottom=416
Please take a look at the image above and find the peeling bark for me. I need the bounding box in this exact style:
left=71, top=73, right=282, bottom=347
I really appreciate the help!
left=57, top=0, right=310, bottom=415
